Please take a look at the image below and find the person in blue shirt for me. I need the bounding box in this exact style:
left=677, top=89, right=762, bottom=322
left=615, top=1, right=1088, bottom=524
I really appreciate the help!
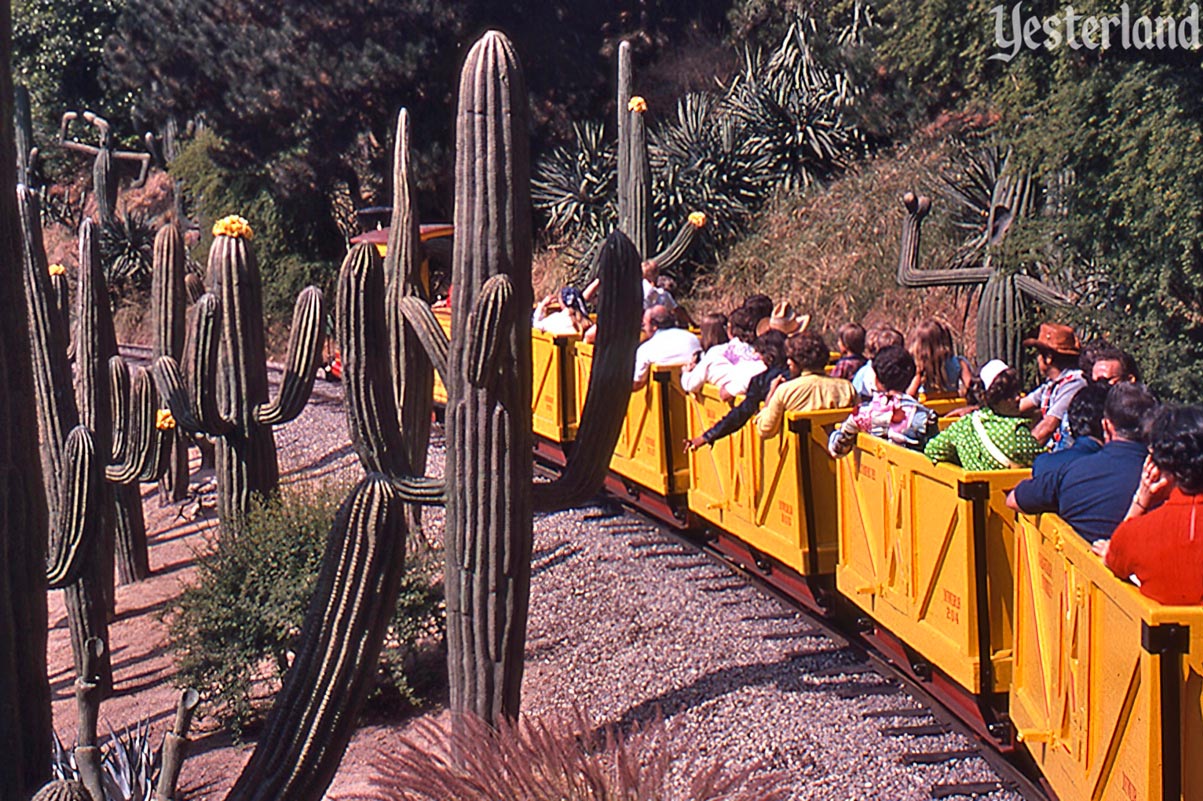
left=1006, top=383, right=1159, bottom=542
left=1031, top=382, right=1107, bottom=478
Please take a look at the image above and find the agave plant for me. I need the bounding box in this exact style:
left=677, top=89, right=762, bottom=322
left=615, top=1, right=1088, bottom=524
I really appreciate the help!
left=100, top=210, right=157, bottom=294
left=722, top=17, right=866, bottom=192
left=50, top=719, right=156, bottom=801
left=650, top=91, right=776, bottom=249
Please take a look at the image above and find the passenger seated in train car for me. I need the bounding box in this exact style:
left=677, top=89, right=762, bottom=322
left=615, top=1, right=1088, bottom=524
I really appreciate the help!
left=830, top=322, right=867, bottom=381
left=1089, top=346, right=1141, bottom=386
left=532, top=286, right=594, bottom=338
left=767, top=301, right=808, bottom=336
left=1030, top=383, right=1107, bottom=478
left=743, top=293, right=775, bottom=331
left=1095, top=405, right=1203, bottom=605
left=1017, top=322, right=1087, bottom=451
left=1006, top=382, right=1159, bottom=543
left=828, top=346, right=938, bottom=458
left=682, top=307, right=764, bottom=399
left=683, top=330, right=789, bottom=452
left=654, top=274, right=695, bottom=328
left=583, top=257, right=692, bottom=324
left=923, top=359, right=1041, bottom=471
left=906, top=318, right=973, bottom=398
left=851, top=326, right=906, bottom=400
left=755, top=330, right=856, bottom=439
left=632, top=305, right=701, bottom=391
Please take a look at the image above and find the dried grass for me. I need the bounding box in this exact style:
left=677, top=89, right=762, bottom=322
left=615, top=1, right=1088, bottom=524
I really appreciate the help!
left=368, top=708, right=789, bottom=801
left=687, top=137, right=981, bottom=359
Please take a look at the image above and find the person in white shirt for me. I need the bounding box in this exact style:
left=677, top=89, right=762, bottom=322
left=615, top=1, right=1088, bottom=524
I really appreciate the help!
left=633, top=305, right=701, bottom=391
left=681, top=306, right=763, bottom=399
left=532, top=286, right=593, bottom=337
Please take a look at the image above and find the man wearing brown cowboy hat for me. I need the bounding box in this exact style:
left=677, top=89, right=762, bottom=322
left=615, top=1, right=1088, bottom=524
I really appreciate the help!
left=1017, top=322, right=1088, bottom=450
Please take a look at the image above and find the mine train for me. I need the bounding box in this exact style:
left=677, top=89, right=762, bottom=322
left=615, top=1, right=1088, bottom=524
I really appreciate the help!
left=423, top=309, right=1202, bottom=801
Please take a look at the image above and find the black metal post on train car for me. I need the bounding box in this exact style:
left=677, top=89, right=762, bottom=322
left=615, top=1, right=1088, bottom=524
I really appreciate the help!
left=789, top=417, right=833, bottom=608
left=959, top=480, right=1012, bottom=745
left=653, top=369, right=688, bottom=523
left=1142, top=621, right=1189, bottom=800
left=554, top=335, right=575, bottom=443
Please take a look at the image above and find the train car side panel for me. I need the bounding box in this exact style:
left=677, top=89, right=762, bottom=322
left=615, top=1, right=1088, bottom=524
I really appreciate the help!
left=531, top=329, right=577, bottom=442
left=1012, top=513, right=1203, bottom=801
left=836, top=434, right=1026, bottom=694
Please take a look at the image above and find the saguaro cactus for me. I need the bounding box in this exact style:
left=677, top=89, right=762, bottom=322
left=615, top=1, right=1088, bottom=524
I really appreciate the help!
left=153, top=224, right=191, bottom=503
left=895, top=191, right=1071, bottom=368
left=0, top=16, right=55, bottom=794
left=223, top=33, right=641, bottom=801
left=59, top=111, right=151, bottom=226
left=154, top=217, right=325, bottom=531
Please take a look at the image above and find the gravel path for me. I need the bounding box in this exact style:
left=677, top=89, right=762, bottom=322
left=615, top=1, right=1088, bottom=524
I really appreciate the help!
left=58, top=364, right=1028, bottom=799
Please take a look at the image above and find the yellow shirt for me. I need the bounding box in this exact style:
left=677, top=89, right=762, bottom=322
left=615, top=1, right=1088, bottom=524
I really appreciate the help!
left=755, top=370, right=857, bottom=438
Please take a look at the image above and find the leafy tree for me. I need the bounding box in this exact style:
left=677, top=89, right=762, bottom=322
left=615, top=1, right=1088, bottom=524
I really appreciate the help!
left=13, top=0, right=126, bottom=157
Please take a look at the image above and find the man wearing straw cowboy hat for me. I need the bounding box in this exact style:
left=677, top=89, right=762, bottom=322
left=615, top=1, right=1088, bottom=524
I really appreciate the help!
left=756, top=301, right=810, bottom=337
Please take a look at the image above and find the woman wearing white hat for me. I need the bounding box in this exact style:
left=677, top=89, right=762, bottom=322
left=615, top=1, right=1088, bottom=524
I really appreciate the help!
left=923, top=360, right=1042, bottom=471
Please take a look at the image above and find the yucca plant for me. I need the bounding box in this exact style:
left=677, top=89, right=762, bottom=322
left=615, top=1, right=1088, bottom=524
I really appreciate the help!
left=368, top=709, right=789, bottom=801
left=101, top=210, right=157, bottom=294
left=650, top=91, right=776, bottom=250
left=532, top=121, right=618, bottom=250
left=722, top=17, right=866, bottom=192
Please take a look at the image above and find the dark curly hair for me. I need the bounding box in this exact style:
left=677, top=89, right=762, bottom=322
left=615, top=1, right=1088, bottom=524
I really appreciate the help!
left=1065, top=383, right=1108, bottom=440
left=786, top=330, right=830, bottom=373
left=752, top=330, right=787, bottom=370
left=1148, top=405, right=1203, bottom=494
left=872, top=345, right=916, bottom=393
left=727, top=307, right=758, bottom=343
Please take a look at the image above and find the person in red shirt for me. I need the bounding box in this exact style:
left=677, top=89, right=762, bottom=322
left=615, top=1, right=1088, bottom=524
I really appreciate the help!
left=1098, top=405, right=1203, bottom=605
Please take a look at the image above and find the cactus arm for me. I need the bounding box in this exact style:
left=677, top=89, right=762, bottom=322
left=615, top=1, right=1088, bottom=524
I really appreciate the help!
left=154, top=689, right=200, bottom=801
left=391, top=476, right=447, bottom=504
left=465, top=273, right=516, bottom=387
left=109, top=355, right=131, bottom=465
left=338, top=243, right=410, bottom=475
left=46, top=427, right=100, bottom=589
left=649, top=213, right=706, bottom=270
left=225, top=476, right=407, bottom=801
left=895, top=192, right=992, bottom=287
left=533, top=231, right=641, bottom=512
left=1014, top=273, right=1072, bottom=306
left=254, top=286, right=325, bottom=425
left=156, top=294, right=232, bottom=435
left=74, top=638, right=106, bottom=801
left=107, top=367, right=169, bottom=484
left=397, top=297, right=450, bottom=383
left=184, top=272, right=205, bottom=304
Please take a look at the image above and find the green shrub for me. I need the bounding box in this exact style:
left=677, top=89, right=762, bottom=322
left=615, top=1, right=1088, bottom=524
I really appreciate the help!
left=166, top=483, right=444, bottom=740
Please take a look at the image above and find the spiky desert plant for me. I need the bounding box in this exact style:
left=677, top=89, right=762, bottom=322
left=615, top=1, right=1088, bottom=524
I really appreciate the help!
left=222, top=32, right=642, bottom=801
left=100, top=211, right=156, bottom=295
left=651, top=91, right=776, bottom=249
left=723, top=18, right=865, bottom=192
left=0, top=26, right=55, bottom=796
left=152, top=224, right=191, bottom=503
left=152, top=215, right=325, bottom=531
left=531, top=121, right=617, bottom=246
left=32, top=781, right=93, bottom=801
left=367, top=709, right=790, bottom=801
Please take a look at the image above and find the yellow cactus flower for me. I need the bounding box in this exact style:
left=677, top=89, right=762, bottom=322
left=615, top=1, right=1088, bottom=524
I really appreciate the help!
left=48, top=263, right=66, bottom=277
left=688, top=211, right=707, bottom=229
left=212, top=215, right=254, bottom=240
left=156, top=409, right=177, bottom=431
left=628, top=96, right=647, bottom=113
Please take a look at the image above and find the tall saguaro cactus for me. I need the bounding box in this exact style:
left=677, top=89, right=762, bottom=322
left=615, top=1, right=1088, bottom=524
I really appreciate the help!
left=154, top=217, right=325, bottom=531
left=0, top=6, right=55, bottom=793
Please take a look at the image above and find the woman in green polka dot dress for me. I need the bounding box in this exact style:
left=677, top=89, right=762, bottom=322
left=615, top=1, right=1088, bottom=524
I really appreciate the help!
left=925, top=360, right=1042, bottom=471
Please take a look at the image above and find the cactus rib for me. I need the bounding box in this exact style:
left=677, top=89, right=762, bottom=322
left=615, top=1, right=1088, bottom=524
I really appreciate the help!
left=46, top=427, right=100, bottom=589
